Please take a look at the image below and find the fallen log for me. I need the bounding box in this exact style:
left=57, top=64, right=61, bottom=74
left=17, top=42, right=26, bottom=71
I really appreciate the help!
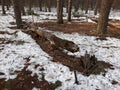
left=35, top=29, right=79, bottom=52
left=22, top=23, right=79, bottom=53
left=34, top=30, right=79, bottom=52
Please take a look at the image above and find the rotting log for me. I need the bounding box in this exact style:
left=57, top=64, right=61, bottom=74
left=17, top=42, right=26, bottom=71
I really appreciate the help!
left=22, top=26, right=79, bottom=53
left=35, top=29, right=79, bottom=52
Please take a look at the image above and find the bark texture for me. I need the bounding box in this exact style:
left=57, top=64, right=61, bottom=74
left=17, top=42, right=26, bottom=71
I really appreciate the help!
left=67, top=0, right=72, bottom=22
left=97, top=0, right=114, bottom=35
left=57, top=0, right=64, bottom=24
left=1, top=0, right=6, bottom=14
left=13, top=0, right=23, bottom=29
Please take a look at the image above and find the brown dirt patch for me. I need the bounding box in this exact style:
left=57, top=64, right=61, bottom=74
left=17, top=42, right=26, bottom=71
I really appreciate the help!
left=37, top=21, right=96, bottom=34
left=37, top=21, right=120, bottom=38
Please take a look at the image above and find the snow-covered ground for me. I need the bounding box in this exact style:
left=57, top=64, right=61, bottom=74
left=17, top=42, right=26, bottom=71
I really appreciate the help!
left=0, top=7, right=120, bottom=90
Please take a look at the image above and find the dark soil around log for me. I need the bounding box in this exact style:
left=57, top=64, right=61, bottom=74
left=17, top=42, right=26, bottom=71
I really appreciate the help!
left=24, top=30, right=113, bottom=76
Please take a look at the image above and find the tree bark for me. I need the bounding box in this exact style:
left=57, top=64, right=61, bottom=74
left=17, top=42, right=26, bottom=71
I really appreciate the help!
left=67, top=0, right=72, bottom=22
left=97, top=0, right=114, bottom=35
left=28, top=0, right=32, bottom=11
left=47, top=0, right=51, bottom=12
left=73, top=0, right=79, bottom=12
left=20, top=0, right=26, bottom=15
left=57, top=0, right=64, bottom=24
left=35, top=29, right=79, bottom=52
left=85, top=0, right=89, bottom=14
left=66, top=0, right=68, bottom=13
left=1, top=0, right=6, bottom=14
left=13, top=0, right=23, bottom=29
left=5, top=0, right=10, bottom=10
left=38, top=0, right=43, bottom=11
left=94, top=0, right=101, bottom=15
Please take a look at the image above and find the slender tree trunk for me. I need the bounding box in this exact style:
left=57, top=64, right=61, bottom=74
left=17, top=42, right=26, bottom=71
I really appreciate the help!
left=97, top=0, right=114, bottom=35
left=66, top=0, right=68, bottom=13
left=47, top=0, right=51, bottom=12
left=29, top=0, right=32, bottom=11
left=57, top=0, right=64, bottom=24
left=74, top=0, right=79, bottom=12
left=13, top=0, right=23, bottom=29
left=67, top=0, right=72, bottom=22
left=94, top=0, right=101, bottom=15
left=1, top=0, right=6, bottom=14
left=81, top=0, right=84, bottom=11
left=20, top=0, right=26, bottom=15
left=5, top=0, right=10, bottom=10
left=38, top=0, right=42, bottom=11
left=44, top=0, right=47, bottom=12
left=85, top=0, right=89, bottom=14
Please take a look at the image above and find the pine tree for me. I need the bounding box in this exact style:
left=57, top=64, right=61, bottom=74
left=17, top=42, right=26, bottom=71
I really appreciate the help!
left=13, top=0, right=23, bottom=29
left=57, top=0, right=64, bottom=24
left=97, top=0, right=114, bottom=35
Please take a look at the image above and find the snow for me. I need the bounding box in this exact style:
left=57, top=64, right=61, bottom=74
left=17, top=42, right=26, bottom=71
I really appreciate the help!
left=0, top=7, right=120, bottom=90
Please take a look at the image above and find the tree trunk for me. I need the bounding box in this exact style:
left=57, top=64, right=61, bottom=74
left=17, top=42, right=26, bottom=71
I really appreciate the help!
left=44, top=0, right=47, bottom=12
left=85, top=0, right=89, bottom=14
left=94, top=0, right=101, bottom=15
left=13, top=0, right=23, bottom=29
left=73, top=0, right=79, bottom=12
left=81, top=0, right=84, bottom=11
left=1, top=0, right=6, bottom=14
left=67, top=0, right=72, bottom=22
left=57, top=0, right=64, bottom=24
left=38, top=0, right=43, bottom=11
left=97, top=0, right=114, bottom=35
left=20, top=0, right=26, bottom=15
left=47, top=0, right=51, bottom=12
left=66, top=0, right=68, bottom=13
left=5, top=0, right=10, bottom=10
left=28, top=0, right=32, bottom=11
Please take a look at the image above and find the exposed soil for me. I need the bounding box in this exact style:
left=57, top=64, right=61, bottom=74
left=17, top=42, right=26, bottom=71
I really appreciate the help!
left=37, top=20, right=120, bottom=39
left=37, top=21, right=96, bottom=34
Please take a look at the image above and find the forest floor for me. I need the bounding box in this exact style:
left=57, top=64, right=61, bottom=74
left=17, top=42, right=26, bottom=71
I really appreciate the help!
left=0, top=8, right=120, bottom=90
left=37, top=20, right=120, bottom=39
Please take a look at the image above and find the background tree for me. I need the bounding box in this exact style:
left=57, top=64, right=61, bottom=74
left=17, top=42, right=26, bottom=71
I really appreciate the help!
left=67, top=0, right=72, bottom=22
left=47, top=0, right=51, bottom=12
left=94, top=0, right=101, bottom=15
left=97, top=0, right=114, bottom=35
left=13, top=0, right=23, bottom=29
left=38, top=0, right=43, bottom=11
left=57, top=0, right=64, bottom=24
left=5, top=0, right=11, bottom=10
left=1, top=0, right=6, bottom=14
left=85, top=0, right=89, bottom=14
left=28, top=0, right=33, bottom=11
left=73, top=0, right=80, bottom=12
left=20, top=0, right=26, bottom=15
